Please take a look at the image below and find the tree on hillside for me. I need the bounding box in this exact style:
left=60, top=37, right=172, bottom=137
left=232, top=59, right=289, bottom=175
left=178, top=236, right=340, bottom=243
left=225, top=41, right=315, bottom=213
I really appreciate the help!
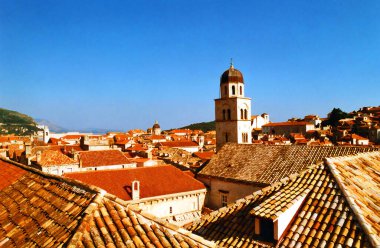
left=322, top=108, right=349, bottom=128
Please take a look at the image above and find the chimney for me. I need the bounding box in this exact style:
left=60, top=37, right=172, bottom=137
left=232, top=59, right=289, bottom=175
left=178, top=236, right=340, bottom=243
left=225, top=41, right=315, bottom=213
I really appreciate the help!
left=132, top=180, right=140, bottom=200
left=147, top=151, right=152, bottom=159
left=36, top=151, right=42, bottom=163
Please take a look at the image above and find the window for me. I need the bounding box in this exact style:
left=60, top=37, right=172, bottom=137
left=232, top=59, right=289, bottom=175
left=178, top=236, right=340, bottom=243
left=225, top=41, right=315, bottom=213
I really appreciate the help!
left=221, top=194, right=228, bottom=207
left=228, top=109, right=231, bottom=120
left=240, top=109, right=244, bottom=119
left=169, top=206, right=173, bottom=214
left=240, top=86, right=242, bottom=95
left=224, top=86, right=227, bottom=96
left=244, top=109, right=248, bottom=120
left=223, top=109, right=226, bottom=120
left=232, top=86, right=235, bottom=95
left=242, top=133, right=248, bottom=143
left=225, top=133, right=229, bottom=142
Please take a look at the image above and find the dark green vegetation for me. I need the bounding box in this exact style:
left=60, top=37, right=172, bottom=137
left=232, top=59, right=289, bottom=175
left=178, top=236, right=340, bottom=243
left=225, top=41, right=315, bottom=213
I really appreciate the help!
left=0, top=108, right=40, bottom=135
left=179, top=121, right=215, bottom=133
left=322, top=108, right=349, bottom=128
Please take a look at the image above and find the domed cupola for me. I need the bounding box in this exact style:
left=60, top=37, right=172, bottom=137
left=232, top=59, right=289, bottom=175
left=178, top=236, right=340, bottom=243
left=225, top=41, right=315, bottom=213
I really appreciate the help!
left=220, top=64, right=244, bottom=85
left=152, top=120, right=160, bottom=129
left=152, top=120, right=161, bottom=135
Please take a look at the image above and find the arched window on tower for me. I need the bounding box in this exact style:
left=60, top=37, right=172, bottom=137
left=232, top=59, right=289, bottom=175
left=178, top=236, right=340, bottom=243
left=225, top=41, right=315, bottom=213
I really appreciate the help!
left=225, top=133, right=229, bottom=142
left=223, top=109, right=226, bottom=120
left=232, top=86, right=235, bottom=95
left=240, top=86, right=242, bottom=95
left=228, top=109, right=231, bottom=120
left=244, top=109, right=248, bottom=120
left=224, top=86, right=227, bottom=96
left=240, top=109, right=244, bottom=119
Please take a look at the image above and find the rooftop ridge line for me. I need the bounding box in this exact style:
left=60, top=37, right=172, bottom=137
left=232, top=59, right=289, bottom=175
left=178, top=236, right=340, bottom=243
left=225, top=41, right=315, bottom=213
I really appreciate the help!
left=324, top=151, right=380, bottom=248
left=115, top=202, right=218, bottom=247
left=194, top=163, right=323, bottom=223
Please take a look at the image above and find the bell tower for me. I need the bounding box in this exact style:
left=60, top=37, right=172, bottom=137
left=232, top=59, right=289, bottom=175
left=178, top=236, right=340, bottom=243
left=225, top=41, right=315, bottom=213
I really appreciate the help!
left=215, top=62, right=252, bottom=151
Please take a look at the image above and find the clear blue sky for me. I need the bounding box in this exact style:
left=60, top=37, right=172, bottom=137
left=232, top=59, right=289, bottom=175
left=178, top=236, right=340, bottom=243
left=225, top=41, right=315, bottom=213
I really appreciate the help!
left=1, top=0, right=379, bottom=131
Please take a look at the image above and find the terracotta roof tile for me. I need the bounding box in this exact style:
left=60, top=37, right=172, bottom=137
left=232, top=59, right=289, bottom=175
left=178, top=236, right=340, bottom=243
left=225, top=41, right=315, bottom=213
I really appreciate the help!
left=199, top=144, right=379, bottom=185
left=78, top=150, right=132, bottom=167
left=65, top=165, right=205, bottom=201
left=326, top=152, right=380, bottom=247
left=262, top=121, right=312, bottom=127
left=68, top=198, right=216, bottom=248
left=36, top=150, right=77, bottom=166
left=0, top=159, right=95, bottom=247
left=193, top=151, right=215, bottom=161
left=0, top=158, right=216, bottom=247
left=159, top=141, right=199, bottom=147
left=0, top=160, right=27, bottom=190
left=187, top=163, right=372, bottom=247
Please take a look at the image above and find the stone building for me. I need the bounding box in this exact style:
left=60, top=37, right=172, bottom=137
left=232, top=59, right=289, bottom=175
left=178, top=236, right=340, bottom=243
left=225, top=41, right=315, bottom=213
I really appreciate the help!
left=215, top=63, right=252, bottom=151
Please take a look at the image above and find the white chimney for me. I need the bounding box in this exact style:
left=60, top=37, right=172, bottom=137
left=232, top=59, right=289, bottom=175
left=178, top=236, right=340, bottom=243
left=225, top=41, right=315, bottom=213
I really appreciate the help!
left=132, top=180, right=140, bottom=200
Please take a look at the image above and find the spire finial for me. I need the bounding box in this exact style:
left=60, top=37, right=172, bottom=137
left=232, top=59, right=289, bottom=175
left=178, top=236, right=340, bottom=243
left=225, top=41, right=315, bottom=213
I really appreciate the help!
left=230, top=58, right=234, bottom=69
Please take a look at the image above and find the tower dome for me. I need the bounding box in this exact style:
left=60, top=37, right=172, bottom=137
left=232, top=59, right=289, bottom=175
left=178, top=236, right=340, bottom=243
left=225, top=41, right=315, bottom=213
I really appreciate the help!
left=152, top=120, right=160, bottom=129
left=152, top=121, right=161, bottom=135
left=220, top=64, right=244, bottom=85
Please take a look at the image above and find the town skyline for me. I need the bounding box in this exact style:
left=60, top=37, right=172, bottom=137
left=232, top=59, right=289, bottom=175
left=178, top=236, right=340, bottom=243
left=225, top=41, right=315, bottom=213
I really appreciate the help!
left=1, top=1, right=379, bottom=131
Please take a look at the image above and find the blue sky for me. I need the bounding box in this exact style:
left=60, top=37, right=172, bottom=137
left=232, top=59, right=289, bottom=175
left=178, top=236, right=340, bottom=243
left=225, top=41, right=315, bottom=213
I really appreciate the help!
left=0, top=0, right=379, bottom=131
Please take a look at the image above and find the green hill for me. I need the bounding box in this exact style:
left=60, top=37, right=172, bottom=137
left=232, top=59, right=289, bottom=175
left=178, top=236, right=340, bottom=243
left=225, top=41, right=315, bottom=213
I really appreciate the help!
left=179, top=121, right=215, bottom=133
left=0, top=108, right=40, bottom=135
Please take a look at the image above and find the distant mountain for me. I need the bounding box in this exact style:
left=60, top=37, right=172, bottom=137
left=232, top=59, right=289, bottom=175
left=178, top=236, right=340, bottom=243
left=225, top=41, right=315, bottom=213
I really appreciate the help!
left=77, top=128, right=118, bottom=134
left=0, top=108, right=40, bottom=135
left=179, top=121, right=215, bottom=133
left=35, top=119, right=119, bottom=134
left=35, top=118, right=68, bottom=133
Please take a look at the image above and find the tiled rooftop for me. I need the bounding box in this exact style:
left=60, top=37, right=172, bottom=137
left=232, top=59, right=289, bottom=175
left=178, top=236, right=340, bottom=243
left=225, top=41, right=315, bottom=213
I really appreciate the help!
left=68, top=197, right=215, bottom=248
left=35, top=149, right=77, bottom=166
left=0, top=158, right=216, bottom=247
left=64, top=165, right=206, bottom=201
left=187, top=162, right=372, bottom=247
left=326, top=152, right=380, bottom=247
left=0, top=159, right=96, bottom=247
left=159, top=141, right=200, bottom=147
left=199, top=144, right=379, bottom=185
left=262, top=121, right=312, bottom=127
left=78, top=150, right=132, bottom=167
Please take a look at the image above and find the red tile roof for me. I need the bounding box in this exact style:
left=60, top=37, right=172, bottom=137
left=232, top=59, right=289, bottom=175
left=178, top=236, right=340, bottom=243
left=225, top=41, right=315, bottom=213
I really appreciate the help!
left=36, top=150, right=77, bottom=166
left=193, top=151, right=215, bottom=160
left=147, top=135, right=167, bottom=140
left=65, top=165, right=205, bottom=201
left=0, top=160, right=27, bottom=190
left=262, top=121, right=312, bottom=127
left=126, top=144, right=148, bottom=151
left=61, top=134, right=84, bottom=140
left=170, top=129, right=193, bottom=134
left=78, top=150, right=132, bottom=167
left=158, top=141, right=199, bottom=148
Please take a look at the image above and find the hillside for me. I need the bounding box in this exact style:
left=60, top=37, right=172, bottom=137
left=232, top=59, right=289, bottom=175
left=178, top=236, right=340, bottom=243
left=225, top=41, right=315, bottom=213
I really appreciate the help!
left=179, top=121, right=215, bottom=133
left=0, top=108, right=40, bottom=135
